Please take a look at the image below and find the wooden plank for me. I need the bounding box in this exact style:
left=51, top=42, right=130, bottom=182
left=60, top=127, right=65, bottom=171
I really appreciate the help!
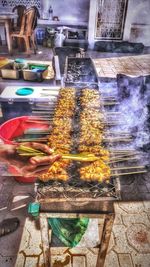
left=39, top=198, right=114, bottom=213
left=40, top=213, right=105, bottom=219
left=98, top=218, right=105, bottom=243
left=96, top=214, right=115, bottom=267
left=40, top=215, right=51, bottom=267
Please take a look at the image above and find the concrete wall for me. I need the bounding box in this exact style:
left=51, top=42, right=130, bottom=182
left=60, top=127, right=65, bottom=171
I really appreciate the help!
left=88, top=0, right=150, bottom=48
left=41, top=0, right=90, bottom=22
left=124, top=0, right=150, bottom=46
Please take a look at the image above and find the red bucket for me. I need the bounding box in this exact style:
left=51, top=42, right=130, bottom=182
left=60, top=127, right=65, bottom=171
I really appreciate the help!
left=0, top=116, right=49, bottom=183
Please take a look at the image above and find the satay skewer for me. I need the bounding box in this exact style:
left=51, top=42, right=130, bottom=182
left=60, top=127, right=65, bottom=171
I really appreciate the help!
left=111, top=165, right=145, bottom=171
left=109, top=156, right=139, bottom=164
left=111, top=170, right=147, bottom=176
left=16, top=137, right=48, bottom=142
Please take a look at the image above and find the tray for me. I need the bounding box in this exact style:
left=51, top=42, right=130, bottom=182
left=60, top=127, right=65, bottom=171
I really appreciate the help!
left=0, top=62, right=20, bottom=79
left=64, top=57, right=99, bottom=86
left=22, top=63, right=49, bottom=82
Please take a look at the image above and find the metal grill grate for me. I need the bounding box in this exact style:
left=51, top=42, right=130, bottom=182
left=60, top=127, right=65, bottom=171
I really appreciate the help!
left=37, top=178, right=119, bottom=200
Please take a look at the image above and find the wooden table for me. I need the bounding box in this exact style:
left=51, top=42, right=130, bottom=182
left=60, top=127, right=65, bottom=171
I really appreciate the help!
left=0, top=13, right=17, bottom=54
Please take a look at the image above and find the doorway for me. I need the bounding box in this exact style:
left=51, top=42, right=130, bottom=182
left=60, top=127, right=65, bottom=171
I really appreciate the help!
left=95, top=0, right=128, bottom=40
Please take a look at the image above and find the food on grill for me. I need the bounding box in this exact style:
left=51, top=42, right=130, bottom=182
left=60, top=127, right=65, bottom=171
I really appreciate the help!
left=80, top=109, right=105, bottom=122
left=78, top=145, right=109, bottom=159
left=79, top=160, right=111, bottom=182
left=77, top=88, right=111, bottom=182
left=39, top=87, right=76, bottom=182
left=48, top=136, right=72, bottom=147
left=80, top=89, right=101, bottom=108
left=40, top=159, right=71, bottom=182
left=79, top=132, right=102, bottom=146
left=39, top=87, right=111, bottom=183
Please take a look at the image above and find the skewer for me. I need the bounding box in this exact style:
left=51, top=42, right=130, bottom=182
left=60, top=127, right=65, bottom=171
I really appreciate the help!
left=110, top=153, right=137, bottom=159
left=22, top=129, right=132, bottom=140
left=40, top=94, right=58, bottom=97
left=109, top=149, right=137, bottom=153
left=32, top=108, right=55, bottom=111
left=27, top=117, right=121, bottom=126
left=103, top=102, right=119, bottom=106
left=111, top=170, right=147, bottom=176
left=26, top=120, right=50, bottom=125
left=29, top=117, right=51, bottom=121
left=35, top=103, right=56, bottom=107
left=31, top=110, right=54, bottom=114
left=111, top=166, right=145, bottom=171
left=107, top=132, right=132, bottom=135
left=105, top=112, right=121, bottom=115
left=109, top=156, right=139, bottom=164
left=16, top=137, right=48, bottom=143
left=41, top=88, right=60, bottom=91
left=24, top=129, right=51, bottom=135
left=110, top=154, right=137, bottom=160
left=104, top=137, right=132, bottom=142
left=106, top=135, right=133, bottom=139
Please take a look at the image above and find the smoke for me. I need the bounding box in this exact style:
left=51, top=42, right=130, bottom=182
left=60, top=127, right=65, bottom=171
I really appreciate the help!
left=100, top=75, right=150, bottom=164
left=117, top=75, right=150, bottom=148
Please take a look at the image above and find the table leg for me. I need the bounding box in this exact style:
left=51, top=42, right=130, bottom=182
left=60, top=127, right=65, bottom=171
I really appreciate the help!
left=5, top=20, right=12, bottom=54
left=96, top=214, right=115, bottom=267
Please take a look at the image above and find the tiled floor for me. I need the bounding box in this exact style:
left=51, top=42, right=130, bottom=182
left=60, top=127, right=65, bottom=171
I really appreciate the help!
left=93, top=54, right=150, bottom=78
left=14, top=201, right=150, bottom=267
left=0, top=47, right=150, bottom=267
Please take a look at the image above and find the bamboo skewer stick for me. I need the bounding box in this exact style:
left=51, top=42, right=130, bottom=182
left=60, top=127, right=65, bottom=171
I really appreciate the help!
left=103, top=102, right=119, bottom=106
left=41, top=88, right=60, bottom=91
left=35, top=103, right=56, bottom=107
left=109, top=156, right=139, bottom=164
left=26, top=120, right=50, bottom=125
left=26, top=117, right=121, bottom=126
left=110, top=153, right=138, bottom=158
left=111, top=166, right=145, bottom=171
left=106, top=131, right=132, bottom=135
left=16, top=137, right=48, bottom=143
left=24, top=129, right=51, bottom=135
left=32, top=107, right=55, bottom=111
left=104, top=138, right=132, bottom=142
left=32, top=111, right=54, bottom=114
left=109, top=150, right=138, bottom=154
left=28, top=117, right=51, bottom=121
left=40, top=94, right=58, bottom=97
left=111, top=170, right=147, bottom=176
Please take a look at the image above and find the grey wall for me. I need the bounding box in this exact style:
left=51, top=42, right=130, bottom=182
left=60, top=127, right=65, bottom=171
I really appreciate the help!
left=122, top=0, right=150, bottom=46
left=88, top=0, right=150, bottom=48
left=42, top=0, right=90, bottom=22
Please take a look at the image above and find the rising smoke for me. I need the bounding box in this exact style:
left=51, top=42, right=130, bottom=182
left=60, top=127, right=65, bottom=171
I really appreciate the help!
left=100, top=75, right=150, bottom=165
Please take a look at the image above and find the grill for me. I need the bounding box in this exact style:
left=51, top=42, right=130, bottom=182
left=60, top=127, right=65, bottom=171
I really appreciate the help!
left=21, top=60, right=149, bottom=267
left=33, top=84, right=121, bottom=213
left=29, top=61, right=149, bottom=213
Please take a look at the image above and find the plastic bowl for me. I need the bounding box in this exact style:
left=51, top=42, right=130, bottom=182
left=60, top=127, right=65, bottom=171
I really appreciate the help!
left=0, top=116, right=49, bottom=183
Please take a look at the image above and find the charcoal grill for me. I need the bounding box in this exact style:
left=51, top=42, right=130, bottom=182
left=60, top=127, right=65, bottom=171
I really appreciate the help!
left=16, top=61, right=147, bottom=266
left=26, top=83, right=122, bottom=267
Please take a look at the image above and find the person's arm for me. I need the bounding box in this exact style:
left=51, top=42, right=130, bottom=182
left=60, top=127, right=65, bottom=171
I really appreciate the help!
left=0, top=144, right=17, bottom=164
left=0, top=143, right=61, bottom=177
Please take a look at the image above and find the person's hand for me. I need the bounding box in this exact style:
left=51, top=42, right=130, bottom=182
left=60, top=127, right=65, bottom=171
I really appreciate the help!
left=0, top=142, right=61, bottom=177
